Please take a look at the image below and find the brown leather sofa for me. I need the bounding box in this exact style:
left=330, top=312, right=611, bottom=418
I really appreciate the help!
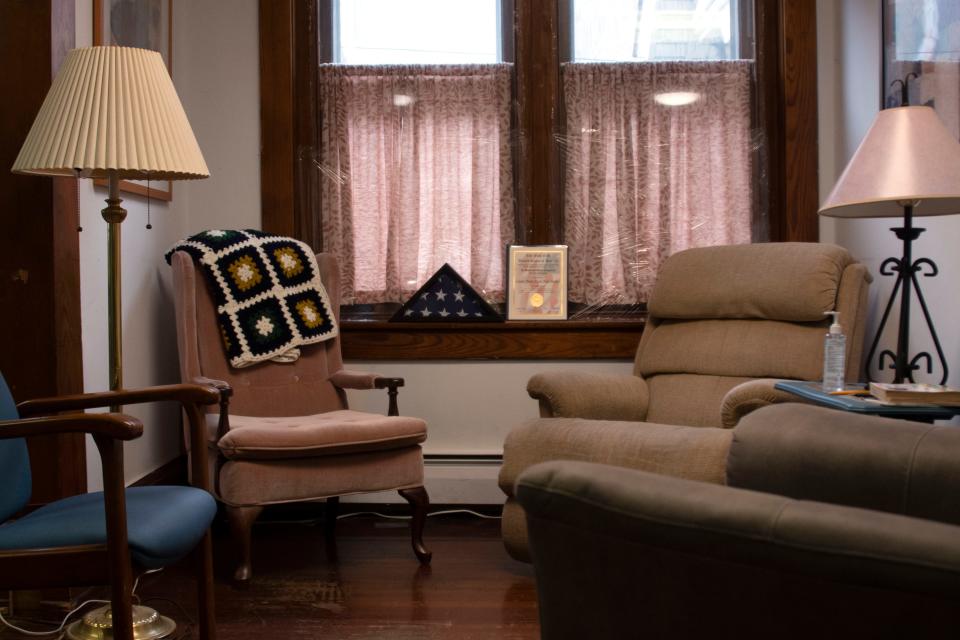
left=516, top=404, right=960, bottom=639
left=500, top=243, right=872, bottom=560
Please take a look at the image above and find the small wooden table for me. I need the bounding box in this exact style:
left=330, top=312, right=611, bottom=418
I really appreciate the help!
left=774, top=380, right=960, bottom=423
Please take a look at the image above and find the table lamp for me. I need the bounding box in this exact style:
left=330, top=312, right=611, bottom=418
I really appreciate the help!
left=12, top=46, right=208, bottom=398
left=819, top=103, right=960, bottom=384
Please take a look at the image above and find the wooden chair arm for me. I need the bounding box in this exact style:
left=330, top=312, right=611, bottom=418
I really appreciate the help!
left=191, top=376, right=232, bottom=440
left=375, top=378, right=404, bottom=416
left=16, top=383, right=222, bottom=416
left=0, top=413, right=143, bottom=441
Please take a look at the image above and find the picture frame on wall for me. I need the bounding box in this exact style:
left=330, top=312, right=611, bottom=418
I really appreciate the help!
left=506, top=245, right=568, bottom=321
left=93, top=0, right=174, bottom=201
left=883, top=0, right=960, bottom=138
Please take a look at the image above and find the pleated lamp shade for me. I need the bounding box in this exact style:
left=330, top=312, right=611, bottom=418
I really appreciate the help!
left=819, top=106, right=960, bottom=218
left=12, top=46, right=208, bottom=180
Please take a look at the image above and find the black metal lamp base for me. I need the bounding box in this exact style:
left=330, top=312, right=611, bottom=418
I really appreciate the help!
left=864, top=204, right=948, bottom=384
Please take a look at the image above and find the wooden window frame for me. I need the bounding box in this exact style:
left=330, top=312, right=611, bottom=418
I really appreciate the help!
left=258, top=0, right=818, bottom=360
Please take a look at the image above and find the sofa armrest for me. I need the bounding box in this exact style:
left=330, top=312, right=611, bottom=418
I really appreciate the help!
left=516, top=461, right=960, bottom=638
left=527, top=371, right=649, bottom=420
left=720, top=378, right=809, bottom=428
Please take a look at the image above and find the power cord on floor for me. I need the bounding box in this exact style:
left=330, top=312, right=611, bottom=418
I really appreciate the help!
left=256, top=507, right=502, bottom=526
left=0, top=598, right=107, bottom=638
left=0, top=568, right=164, bottom=638
left=336, top=508, right=502, bottom=521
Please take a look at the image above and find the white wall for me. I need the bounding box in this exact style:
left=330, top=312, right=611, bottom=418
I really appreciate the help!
left=817, top=0, right=960, bottom=387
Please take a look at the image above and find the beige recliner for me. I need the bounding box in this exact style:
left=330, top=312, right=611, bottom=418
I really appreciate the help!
left=499, top=242, right=871, bottom=560
left=172, top=250, right=431, bottom=581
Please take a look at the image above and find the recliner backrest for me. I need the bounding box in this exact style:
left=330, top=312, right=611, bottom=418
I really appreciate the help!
left=0, top=373, right=32, bottom=522
left=634, top=243, right=870, bottom=427
left=171, top=251, right=349, bottom=417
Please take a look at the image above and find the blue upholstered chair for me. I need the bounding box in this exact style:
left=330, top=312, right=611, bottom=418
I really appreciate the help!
left=0, top=373, right=225, bottom=640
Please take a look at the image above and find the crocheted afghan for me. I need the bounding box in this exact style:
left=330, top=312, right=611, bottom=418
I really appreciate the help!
left=166, top=229, right=338, bottom=368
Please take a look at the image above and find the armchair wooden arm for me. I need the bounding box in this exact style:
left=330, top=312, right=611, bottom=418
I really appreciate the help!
left=16, top=383, right=221, bottom=416
left=330, top=370, right=405, bottom=416
left=0, top=413, right=142, bottom=441
left=17, top=383, right=224, bottom=494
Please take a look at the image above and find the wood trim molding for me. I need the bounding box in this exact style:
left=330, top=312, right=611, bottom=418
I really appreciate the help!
left=259, top=0, right=296, bottom=238
left=515, top=0, right=562, bottom=245
left=760, top=0, right=819, bottom=242
left=341, top=319, right=644, bottom=360
left=779, top=0, right=819, bottom=242
left=1, top=0, right=85, bottom=503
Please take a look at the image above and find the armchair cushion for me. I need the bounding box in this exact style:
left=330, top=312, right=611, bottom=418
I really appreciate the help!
left=0, top=486, right=216, bottom=569
left=217, top=411, right=427, bottom=460
left=526, top=372, right=649, bottom=420
left=648, top=242, right=852, bottom=321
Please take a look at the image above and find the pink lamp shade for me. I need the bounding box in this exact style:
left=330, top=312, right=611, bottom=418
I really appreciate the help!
left=819, top=106, right=960, bottom=218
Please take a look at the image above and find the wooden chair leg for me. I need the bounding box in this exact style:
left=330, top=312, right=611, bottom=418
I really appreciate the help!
left=399, top=486, right=432, bottom=564
left=195, top=529, right=217, bottom=639
left=227, top=505, right=263, bottom=583
left=324, top=496, right=340, bottom=561
left=324, top=496, right=340, bottom=540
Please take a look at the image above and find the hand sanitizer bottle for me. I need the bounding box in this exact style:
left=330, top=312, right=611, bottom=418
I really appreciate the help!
left=822, top=311, right=846, bottom=392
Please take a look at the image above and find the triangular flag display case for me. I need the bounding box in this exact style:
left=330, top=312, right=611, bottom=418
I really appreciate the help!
left=390, top=264, right=503, bottom=322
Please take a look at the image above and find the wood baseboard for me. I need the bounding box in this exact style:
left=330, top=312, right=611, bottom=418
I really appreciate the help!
left=131, top=454, right=188, bottom=487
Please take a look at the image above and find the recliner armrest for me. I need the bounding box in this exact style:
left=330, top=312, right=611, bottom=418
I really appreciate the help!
left=719, top=378, right=808, bottom=428
left=527, top=371, right=649, bottom=420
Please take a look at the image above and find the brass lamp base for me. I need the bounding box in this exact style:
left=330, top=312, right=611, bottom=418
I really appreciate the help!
left=65, top=604, right=175, bottom=640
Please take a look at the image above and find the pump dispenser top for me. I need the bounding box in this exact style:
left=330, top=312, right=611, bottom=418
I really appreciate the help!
left=825, top=311, right=842, bottom=335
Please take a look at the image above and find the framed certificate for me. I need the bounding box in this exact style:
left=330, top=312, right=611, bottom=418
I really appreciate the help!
left=506, top=245, right=568, bottom=320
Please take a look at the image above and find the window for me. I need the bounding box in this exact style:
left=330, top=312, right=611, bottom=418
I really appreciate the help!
left=318, top=0, right=513, bottom=305
left=260, top=1, right=819, bottom=356
left=562, top=0, right=757, bottom=307
left=335, top=0, right=502, bottom=64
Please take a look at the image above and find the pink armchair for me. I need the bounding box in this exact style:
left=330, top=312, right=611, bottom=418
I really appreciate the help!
left=172, top=250, right=431, bottom=581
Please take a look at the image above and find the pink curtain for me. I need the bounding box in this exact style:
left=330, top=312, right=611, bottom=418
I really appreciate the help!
left=562, top=61, right=755, bottom=306
left=318, top=64, right=515, bottom=305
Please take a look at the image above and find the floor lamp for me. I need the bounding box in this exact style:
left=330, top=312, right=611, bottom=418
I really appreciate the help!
left=11, top=46, right=208, bottom=639
left=819, top=105, right=960, bottom=384
left=12, top=46, right=208, bottom=399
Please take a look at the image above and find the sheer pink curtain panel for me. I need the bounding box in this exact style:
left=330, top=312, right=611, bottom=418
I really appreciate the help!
left=562, top=61, right=754, bottom=307
left=318, top=64, right=515, bottom=305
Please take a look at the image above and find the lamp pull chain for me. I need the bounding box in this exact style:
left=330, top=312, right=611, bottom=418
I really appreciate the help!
left=146, top=177, right=152, bottom=229
left=74, top=169, right=83, bottom=232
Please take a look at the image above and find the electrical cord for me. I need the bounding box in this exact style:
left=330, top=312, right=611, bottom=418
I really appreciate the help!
left=0, top=568, right=165, bottom=638
left=256, top=507, right=502, bottom=526
left=0, top=598, right=108, bottom=638
left=336, top=508, right=501, bottom=521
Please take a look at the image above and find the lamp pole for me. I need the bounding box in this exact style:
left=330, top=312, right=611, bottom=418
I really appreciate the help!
left=102, top=172, right=126, bottom=409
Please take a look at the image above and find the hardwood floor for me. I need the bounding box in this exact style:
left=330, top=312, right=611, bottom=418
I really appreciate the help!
left=2, top=512, right=540, bottom=639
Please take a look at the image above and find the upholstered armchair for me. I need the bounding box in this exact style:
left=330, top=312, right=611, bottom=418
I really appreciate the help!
left=171, top=250, right=431, bottom=582
left=500, top=243, right=871, bottom=560
left=517, top=404, right=960, bottom=639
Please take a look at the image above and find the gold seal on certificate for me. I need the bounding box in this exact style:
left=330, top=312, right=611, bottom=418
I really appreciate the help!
left=506, top=245, right=568, bottom=320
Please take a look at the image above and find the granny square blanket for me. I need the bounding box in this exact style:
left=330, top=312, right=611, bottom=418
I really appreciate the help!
left=166, top=229, right=338, bottom=368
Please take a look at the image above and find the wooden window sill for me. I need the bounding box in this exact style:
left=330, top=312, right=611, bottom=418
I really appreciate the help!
left=340, top=316, right=645, bottom=360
